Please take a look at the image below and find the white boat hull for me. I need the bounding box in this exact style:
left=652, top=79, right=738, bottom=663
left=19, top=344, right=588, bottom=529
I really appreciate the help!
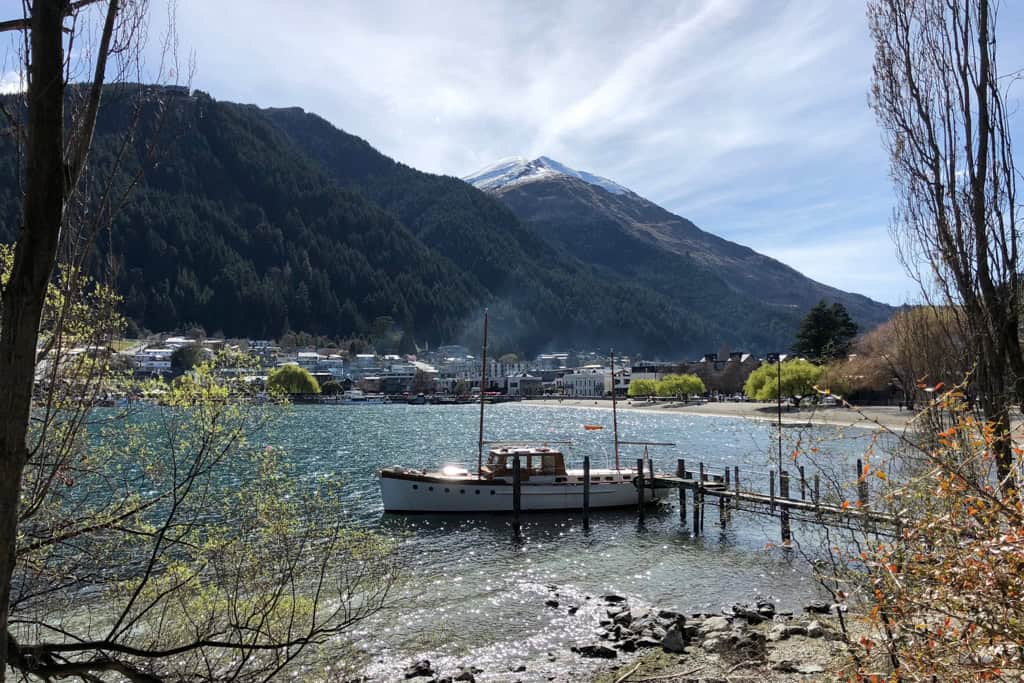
left=378, top=472, right=668, bottom=513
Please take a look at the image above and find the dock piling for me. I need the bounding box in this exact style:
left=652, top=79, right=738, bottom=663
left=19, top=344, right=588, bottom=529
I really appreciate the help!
left=779, top=469, right=791, bottom=544
left=512, top=456, right=522, bottom=537
left=698, top=462, right=705, bottom=534
left=856, top=459, right=869, bottom=508
left=677, top=459, right=686, bottom=522
left=583, top=456, right=591, bottom=531
left=769, top=470, right=776, bottom=513
left=799, top=465, right=806, bottom=501
left=734, top=466, right=740, bottom=509
left=636, top=458, right=645, bottom=523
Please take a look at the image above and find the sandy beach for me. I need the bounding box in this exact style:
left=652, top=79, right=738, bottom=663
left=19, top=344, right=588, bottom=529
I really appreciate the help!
left=520, top=397, right=917, bottom=431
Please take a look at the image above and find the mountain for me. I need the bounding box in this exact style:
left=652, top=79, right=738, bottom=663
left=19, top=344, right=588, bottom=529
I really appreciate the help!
left=0, top=88, right=892, bottom=356
left=464, top=156, right=892, bottom=342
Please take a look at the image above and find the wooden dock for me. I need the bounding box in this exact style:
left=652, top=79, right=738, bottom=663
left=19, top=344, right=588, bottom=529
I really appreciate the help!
left=638, top=459, right=899, bottom=540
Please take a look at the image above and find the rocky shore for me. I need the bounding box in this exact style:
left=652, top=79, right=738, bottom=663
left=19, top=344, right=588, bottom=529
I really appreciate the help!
left=392, top=589, right=857, bottom=683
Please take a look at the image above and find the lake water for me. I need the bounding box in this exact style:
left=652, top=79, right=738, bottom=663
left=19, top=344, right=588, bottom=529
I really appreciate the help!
left=267, top=402, right=882, bottom=681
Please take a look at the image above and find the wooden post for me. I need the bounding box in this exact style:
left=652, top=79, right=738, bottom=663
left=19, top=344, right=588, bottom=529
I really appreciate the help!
left=769, top=470, right=776, bottom=513
left=856, top=459, right=869, bottom=508
left=813, top=473, right=821, bottom=518
left=698, top=462, right=705, bottom=533
left=637, top=458, right=645, bottom=522
left=583, top=456, right=591, bottom=531
left=677, top=459, right=686, bottom=522
left=779, top=469, right=791, bottom=544
left=734, top=466, right=740, bottom=509
left=722, top=467, right=731, bottom=525
left=799, top=465, right=806, bottom=501
left=513, top=456, right=522, bottom=536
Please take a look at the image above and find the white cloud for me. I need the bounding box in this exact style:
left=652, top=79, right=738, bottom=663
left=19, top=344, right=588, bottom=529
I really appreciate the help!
left=141, top=0, right=1024, bottom=305
left=0, top=70, right=24, bottom=94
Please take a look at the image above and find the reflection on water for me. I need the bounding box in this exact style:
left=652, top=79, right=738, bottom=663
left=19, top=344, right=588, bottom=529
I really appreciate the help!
left=266, top=403, right=874, bottom=681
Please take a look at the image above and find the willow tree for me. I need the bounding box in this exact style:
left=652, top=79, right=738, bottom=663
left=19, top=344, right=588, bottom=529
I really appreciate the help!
left=868, top=0, right=1022, bottom=492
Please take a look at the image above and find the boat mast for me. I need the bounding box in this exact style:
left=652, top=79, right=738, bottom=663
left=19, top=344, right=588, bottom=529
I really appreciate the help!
left=611, top=348, right=620, bottom=470
left=477, top=310, right=489, bottom=479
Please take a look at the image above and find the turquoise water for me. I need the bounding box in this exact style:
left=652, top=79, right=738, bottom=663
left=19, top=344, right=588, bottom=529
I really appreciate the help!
left=265, top=403, right=879, bottom=681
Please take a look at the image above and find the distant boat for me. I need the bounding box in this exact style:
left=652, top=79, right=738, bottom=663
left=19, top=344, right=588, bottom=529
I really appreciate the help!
left=584, top=424, right=604, bottom=430
left=342, top=389, right=388, bottom=404
left=377, top=313, right=669, bottom=512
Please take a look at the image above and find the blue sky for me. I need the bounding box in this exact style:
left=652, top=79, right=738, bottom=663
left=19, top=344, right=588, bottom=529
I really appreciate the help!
left=3, top=0, right=1023, bottom=306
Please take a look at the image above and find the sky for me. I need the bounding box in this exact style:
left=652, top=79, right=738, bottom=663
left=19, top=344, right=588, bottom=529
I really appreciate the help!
left=3, top=0, right=1024, bottom=306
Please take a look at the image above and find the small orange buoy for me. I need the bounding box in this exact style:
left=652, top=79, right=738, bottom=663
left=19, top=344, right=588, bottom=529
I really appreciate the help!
left=583, top=425, right=604, bottom=431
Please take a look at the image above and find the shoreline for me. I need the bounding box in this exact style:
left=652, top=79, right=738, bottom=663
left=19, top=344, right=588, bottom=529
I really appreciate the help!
left=519, top=398, right=916, bottom=431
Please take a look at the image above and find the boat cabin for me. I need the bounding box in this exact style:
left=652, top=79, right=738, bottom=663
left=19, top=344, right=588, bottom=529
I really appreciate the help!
left=483, top=447, right=567, bottom=480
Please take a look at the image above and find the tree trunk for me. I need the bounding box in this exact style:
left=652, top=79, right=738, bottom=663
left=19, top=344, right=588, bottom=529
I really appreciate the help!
left=0, top=2, right=66, bottom=677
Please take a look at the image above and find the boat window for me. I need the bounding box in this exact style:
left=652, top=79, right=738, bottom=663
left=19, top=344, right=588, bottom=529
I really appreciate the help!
left=541, top=454, right=561, bottom=474
left=412, top=484, right=419, bottom=489
left=555, top=477, right=566, bottom=483
left=444, top=488, right=450, bottom=493
left=622, top=475, right=631, bottom=480
left=460, top=489, right=465, bottom=494
left=428, top=486, right=434, bottom=491
left=604, top=477, right=614, bottom=481
left=591, top=476, right=600, bottom=482
left=475, top=490, right=480, bottom=495
left=490, top=490, right=495, bottom=495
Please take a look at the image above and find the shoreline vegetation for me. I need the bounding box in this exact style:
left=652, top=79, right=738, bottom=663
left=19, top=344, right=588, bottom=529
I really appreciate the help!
left=521, top=398, right=918, bottom=431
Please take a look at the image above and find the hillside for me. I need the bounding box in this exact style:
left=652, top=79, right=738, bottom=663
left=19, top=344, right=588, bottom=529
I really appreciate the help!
left=0, top=87, right=892, bottom=355
left=464, top=157, right=893, bottom=336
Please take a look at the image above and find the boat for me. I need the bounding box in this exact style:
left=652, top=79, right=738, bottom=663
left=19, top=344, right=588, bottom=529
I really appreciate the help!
left=377, top=313, right=670, bottom=513
left=342, top=389, right=389, bottom=404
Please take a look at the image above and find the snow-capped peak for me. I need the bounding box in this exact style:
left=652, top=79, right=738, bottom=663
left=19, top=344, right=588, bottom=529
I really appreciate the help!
left=463, top=156, right=631, bottom=196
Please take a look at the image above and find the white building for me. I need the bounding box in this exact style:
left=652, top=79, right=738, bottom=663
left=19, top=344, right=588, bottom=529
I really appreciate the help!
left=134, top=348, right=173, bottom=374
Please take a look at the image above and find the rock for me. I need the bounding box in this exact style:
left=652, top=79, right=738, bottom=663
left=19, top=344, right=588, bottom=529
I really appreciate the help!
left=701, top=637, right=722, bottom=652
left=602, top=594, right=627, bottom=604
left=804, top=600, right=831, bottom=614
left=768, top=624, right=807, bottom=641
left=658, top=609, right=684, bottom=621
left=434, top=678, right=453, bottom=683
left=661, top=625, right=688, bottom=653
left=544, top=599, right=559, bottom=608
left=636, top=637, right=662, bottom=649
left=731, top=604, right=767, bottom=624
left=770, top=660, right=799, bottom=673
left=797, top=663, right=826, bottom=674
left=404, top=660, right=434, bottom=679
left=612, top=609, right=634, bottom=626
left=510, top=665, right=526, bottom=673
left=616, top=638, right=637, bottom=653
left=698, top=615, right=732, bottom=635
left=454, top=670, right=476, bottom=682
left=572, top=644, right=618, bottom=659
left=567, top=606, right=578, bottom=615
left=806, top=620, right=825, bottom=638
left=755, top=599, right=776, bottom=617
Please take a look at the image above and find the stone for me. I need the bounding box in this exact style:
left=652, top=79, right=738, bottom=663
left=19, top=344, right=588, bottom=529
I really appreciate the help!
left=804, top=600, right=831, bottom=614
left=658, top=609, right=684, bottom=621
left=454, top=670, right=476, bottom=682
left=770, top=660, right=799, bottom=673
left=602, top=594, right=627, bottom=604
left=661, top=625, right=688, bottom=653
left=616, top=638, right=637, bottom=653
left=636, top=637, right=662, bottom=649
left=612, top=609, right=634, bottom=626
left=544, top=599, right=559, bottom=608
left=701, top=637, right=722, bottom=652
left=806, top=620, right=825, bottom=638
left=510, top=665, right=526, bottom=673
left=797, top=663, right=826, bottom=674
left=572, top=644, right=618, bottom=659
left=568, top=606, right=578, bottom=615
left=404, top=660, right=434, bottom=679
left=698, top=616, right=732, bottom=635
left=755, top=599, right=776, bottom=617
left=731, top=604, right=767, bottom=624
